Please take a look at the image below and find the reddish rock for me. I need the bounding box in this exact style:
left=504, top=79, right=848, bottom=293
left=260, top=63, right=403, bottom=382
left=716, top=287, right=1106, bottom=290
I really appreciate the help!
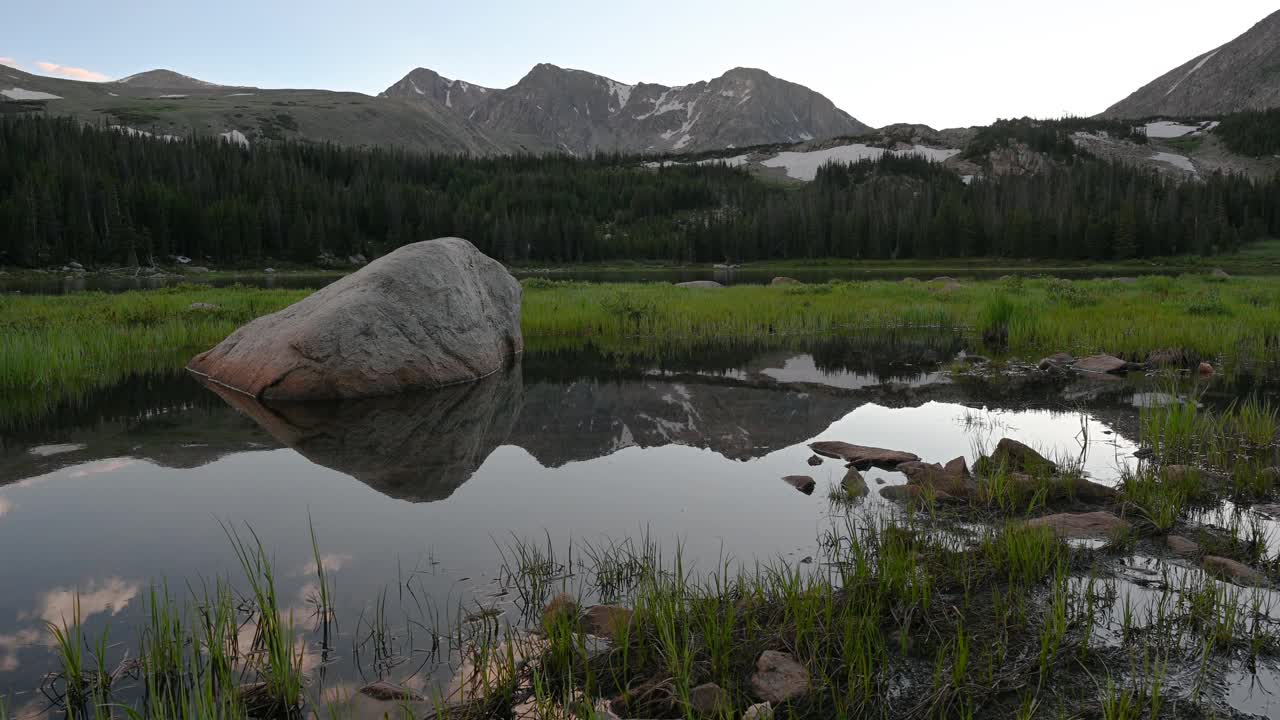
left=944, top=456, right=972, bottom=480
left=1202, top=556, right=1268, bottom=587
left=782, top=475, right=816, bottom=495
left=582, top=605, right=633, bottom=639
left=1166, top=535, right=1199, bottom=557
left=1027, top=511, right=1130, bottom=540
left=750, top=651, right=809, bottom=704
left=989, top=437, right=1057, bottom=474
left=898, top=460, right=973, bottom=497
left=542, top=592, right=579, bottom=628
left=1198, top=362, right=1214, bottom=376
left=1074, top=354, right=1131, bottom=375
left=359, top=681, right=426, bottom=702
left=808, top=441, right=919, bottom=469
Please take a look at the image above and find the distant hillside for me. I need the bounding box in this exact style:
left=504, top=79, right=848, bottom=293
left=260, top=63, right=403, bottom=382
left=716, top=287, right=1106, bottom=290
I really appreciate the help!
left=0, top=65, right=505, bottom=155
left=1104, top=9, right=1280, bottom=118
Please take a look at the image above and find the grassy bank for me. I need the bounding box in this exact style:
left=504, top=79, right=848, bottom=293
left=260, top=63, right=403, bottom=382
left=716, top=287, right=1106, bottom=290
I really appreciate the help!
left=3, top=275, right=1280, bottom=427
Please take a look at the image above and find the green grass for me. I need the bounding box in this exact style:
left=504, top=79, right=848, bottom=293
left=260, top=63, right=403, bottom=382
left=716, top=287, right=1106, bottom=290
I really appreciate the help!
left=7, top=274, right=1280, bottom=429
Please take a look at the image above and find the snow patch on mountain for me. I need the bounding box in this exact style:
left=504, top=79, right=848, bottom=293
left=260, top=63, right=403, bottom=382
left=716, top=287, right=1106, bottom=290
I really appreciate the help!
left=761, top=144, right=961, bottom=181
left=607, top=79, right=633, bottom=111
left=1166, top=49, right=1220, bottom=96
left=2, top=87, right=62, bottom=101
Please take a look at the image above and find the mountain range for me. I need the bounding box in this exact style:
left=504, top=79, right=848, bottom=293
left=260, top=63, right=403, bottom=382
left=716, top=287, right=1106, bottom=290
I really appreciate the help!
left=381, top=64, right=870, bottom=154
left=2, top=8, right=1279, bottom=158
left=1, top=62, right=868, bottom=156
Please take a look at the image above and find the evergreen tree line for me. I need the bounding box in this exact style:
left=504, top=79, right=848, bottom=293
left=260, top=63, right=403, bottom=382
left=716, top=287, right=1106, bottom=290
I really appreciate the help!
left=1215, top=109, right=1280, bottom=157
left=0, top=115, right=1276, bottom=267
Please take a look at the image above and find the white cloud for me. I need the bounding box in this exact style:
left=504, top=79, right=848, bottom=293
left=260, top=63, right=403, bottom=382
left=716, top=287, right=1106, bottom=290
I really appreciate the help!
left=35, top=61, right=108, bottom=82
left=0, top=57, right=21, bottom=70
left=24, top=577, right=141, bottom=626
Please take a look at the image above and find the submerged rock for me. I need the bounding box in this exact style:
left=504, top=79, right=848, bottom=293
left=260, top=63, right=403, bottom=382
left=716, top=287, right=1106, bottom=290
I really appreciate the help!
left=783, top=475, right=816, bottom=495
left=675, top=280, right=724, bottom=289
left=1202, top=556, right=1267, bottom=587
left=750, top=650, right=809, bottom=703
left=808, top=441, right=919, bottom=469
left=359, top=681, right=425, bottom=702
left=189, top=237, right=523, bottom=400
left=807, top=454, right=824, bottom=466
left=1027, top=511, right=1129, bottom=540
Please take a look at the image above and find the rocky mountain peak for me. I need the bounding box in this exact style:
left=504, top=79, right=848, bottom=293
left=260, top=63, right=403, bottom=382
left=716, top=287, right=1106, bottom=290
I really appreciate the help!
left=114, top=69, right=226, bottom=89
left=380, top=67, right=492, bottom=114
left=384, top=62, right=870, bottom=155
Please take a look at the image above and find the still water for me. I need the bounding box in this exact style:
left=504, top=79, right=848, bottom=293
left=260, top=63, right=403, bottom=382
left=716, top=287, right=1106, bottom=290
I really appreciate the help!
left=0, top=339, right=1272, bottom=715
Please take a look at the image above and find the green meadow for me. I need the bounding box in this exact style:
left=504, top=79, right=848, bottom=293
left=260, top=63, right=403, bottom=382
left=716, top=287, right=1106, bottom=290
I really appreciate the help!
left=3, top=274, right=1280, bottom=427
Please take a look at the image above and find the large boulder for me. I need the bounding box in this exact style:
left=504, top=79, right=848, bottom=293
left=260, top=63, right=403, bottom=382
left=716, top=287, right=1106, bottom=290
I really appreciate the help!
left=188, top=238, right=522, bottom=400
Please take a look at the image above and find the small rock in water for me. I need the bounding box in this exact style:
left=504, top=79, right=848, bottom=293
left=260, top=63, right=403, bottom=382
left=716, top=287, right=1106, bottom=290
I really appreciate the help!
left=1198, top=361, right=1214, bottom=376
left=943, top=456, right=971, bottom=480
left=806, top=454, right=824, bottom=466
left=264, top=267, right=276, bottom=273
left=770, top=276, right=801, bottom=286
left=1210, top=268, right=1230, bottom=279
left=782, top=475, right=816, bottom=495
left=1166, top=535, right=1199, bottom=557
left=750, top=650, right=810, bottom=703
left=1202, top=555, right=1266, bottom=587
left=841, top=468, right=869, bottom=497
left=675, top=280, right=723, bottom=289
left=359, top=681, right=425, bottom=702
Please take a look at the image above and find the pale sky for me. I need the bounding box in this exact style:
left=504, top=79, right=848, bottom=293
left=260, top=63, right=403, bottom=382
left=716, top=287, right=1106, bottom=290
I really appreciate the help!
left=2, top=0, right=1276, bottom=128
